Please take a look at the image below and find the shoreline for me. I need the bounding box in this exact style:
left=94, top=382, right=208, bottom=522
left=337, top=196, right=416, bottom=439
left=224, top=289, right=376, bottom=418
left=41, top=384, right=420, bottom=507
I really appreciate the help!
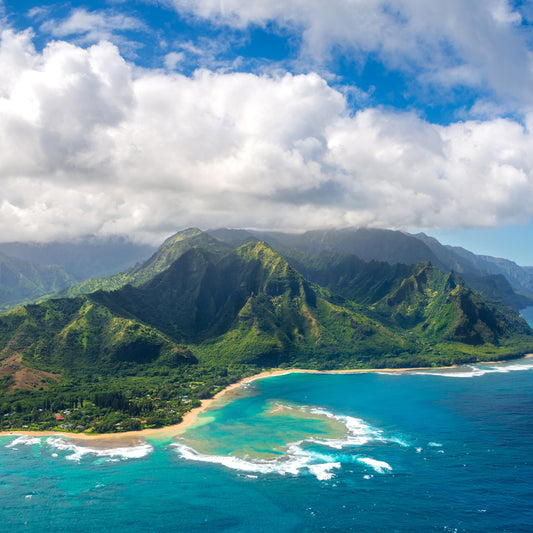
left=2, top=353, right=532, bottom=443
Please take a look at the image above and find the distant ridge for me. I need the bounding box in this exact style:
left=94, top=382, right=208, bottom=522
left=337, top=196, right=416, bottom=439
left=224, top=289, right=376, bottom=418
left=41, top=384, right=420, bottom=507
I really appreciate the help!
left=0, top=251, right=75, bottom=311
left=209, top=227, right=533, bottom=310
left=0, top=237, right=155, bottom=281
left=3, top=226, right=532, bottom=313
left=413, top=232, right=533, bottom=301
left=59, top=228, right=232, bottom=298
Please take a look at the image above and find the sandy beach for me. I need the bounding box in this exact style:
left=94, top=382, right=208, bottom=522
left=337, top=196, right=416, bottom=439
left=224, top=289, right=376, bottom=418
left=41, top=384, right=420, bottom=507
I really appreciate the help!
left=2, top=354, right=532, bottom=444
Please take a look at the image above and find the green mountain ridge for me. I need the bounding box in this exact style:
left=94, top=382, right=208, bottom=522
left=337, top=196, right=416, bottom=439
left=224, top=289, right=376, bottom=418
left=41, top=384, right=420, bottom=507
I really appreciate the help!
left=59, top=228, right=231, bottom=298
left=210, top=227, right=533, bottom=310
left=0, top=237, right=155, bottom=281
left=1, top=229, right=532, bottom=433
left=0, top=251, right=76, bottom=312
left=412, top=232, right=533, bottom=306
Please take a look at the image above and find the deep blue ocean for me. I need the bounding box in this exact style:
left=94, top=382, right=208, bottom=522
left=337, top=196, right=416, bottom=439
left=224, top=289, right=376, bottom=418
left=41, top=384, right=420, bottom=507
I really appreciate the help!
left=2, top=314, right=533, bottom=531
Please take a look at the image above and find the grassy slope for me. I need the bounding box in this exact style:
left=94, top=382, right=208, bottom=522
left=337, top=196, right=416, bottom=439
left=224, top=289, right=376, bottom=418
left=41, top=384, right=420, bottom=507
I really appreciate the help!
left=60, top=228, right=232, bottom=298
left=284, top=252, right=533, bottom=365
left=0, top=252, right=76, bottom=312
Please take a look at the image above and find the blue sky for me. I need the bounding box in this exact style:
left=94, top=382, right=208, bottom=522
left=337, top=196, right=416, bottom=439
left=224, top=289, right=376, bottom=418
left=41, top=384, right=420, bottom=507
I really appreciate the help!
left=1, top=0, right=533, bottom=264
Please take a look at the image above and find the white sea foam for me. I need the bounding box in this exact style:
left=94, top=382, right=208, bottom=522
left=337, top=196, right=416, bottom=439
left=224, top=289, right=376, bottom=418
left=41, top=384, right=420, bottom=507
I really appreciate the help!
left=428, top=442, right=442, bottom=447
left=412, top=361, right=533, bottom=378
left=45, top=438, right=153, bottom=462
left=357, top=457, right=392, bottom=473
left=5, top=436, right=41, bottom=448
left=6, top=435, right=153, bottom=463
left=307, top=407, right=409, bottom=448
left=174, top=443, right=309, bottom=476
left=174, top=440, right=342, bottom=481
left=308, top=462, right=341, bottom=481
left=174, top=404, right=407, bottom=480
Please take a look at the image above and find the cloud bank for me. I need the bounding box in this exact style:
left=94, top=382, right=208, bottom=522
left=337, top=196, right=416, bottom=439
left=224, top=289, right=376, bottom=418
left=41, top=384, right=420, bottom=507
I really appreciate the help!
left=169, top=0, right=533, bottom=108
left=0, top=27, right=533, bottom=242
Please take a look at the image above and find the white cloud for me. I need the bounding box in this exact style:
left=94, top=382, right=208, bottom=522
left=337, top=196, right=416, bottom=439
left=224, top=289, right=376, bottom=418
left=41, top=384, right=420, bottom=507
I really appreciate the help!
left=37, top=8, right=147, bottom=49
left=0, top=28, right=533, bottom=242
left=164, top=51, right=184, bottom=70
left=0, top=32, right=133, bottom=181
left=167, top=0, right=533, bottom=108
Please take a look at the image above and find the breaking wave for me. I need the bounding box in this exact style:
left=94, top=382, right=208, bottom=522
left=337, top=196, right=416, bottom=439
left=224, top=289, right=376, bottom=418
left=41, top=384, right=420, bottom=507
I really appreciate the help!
left=5, top=435, right=153, bottom=462
left=357, top=457, right=392, bottom=474
left=172, top=405, right=405, bottom=481
left=411, top=360, right=533, bottom=378
left=45, top=438, right=153, bottom=462
left=5, top=435, right=41, bottom=448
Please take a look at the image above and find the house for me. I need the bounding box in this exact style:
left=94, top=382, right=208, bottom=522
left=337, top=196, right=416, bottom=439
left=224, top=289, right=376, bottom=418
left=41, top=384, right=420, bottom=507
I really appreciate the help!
left=54, top=414, right=65, bottom=421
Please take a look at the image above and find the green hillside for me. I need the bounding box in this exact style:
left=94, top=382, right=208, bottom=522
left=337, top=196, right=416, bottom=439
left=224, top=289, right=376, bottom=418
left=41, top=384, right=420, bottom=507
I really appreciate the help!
left=283, top=251, right=533, bottom=364
left=0, top=237, right=155, bottom=281
left=0, top=252, right=76, bottom=312
left=1, top=232, right=532, bottom=433
left=60, top=228, right=231, bottom=298
left=211, top=227, right=533, bottom=310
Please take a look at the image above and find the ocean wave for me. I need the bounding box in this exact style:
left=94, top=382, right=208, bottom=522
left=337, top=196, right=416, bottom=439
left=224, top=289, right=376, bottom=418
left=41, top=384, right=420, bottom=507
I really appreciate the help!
left=5, top=435, right=153, bottom=462
left=411, top=361, right=533, bottom=378
left=173, top=442, right=309, bottom=476
left=307, top=407, right=409, bottom=448
left=308, top=462, right=342, bottom=481
left=357, top=457, right=392, bottom=474
left=173, top=441, right=394, bottom=480
left=45, top=438, right=153, bottom=462
left=173, top=404, right=403, bottom=480
left=5, top=435, right=41, bottom=448
left=173, top=441, right=345, bottom=480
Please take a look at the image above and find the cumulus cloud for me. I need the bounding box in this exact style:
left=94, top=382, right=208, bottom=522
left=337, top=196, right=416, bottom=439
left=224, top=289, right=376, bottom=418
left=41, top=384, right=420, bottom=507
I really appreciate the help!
left=0, top=29, right=133, bottom=181
left=167, top=0, right=533, bottom=108
left=164, top=51, right=184, bottom=70
left=0, top=28, right=533, bottom=242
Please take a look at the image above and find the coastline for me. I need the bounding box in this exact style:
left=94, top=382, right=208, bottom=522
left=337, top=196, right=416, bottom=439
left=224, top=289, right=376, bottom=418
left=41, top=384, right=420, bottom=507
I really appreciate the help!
left=2, top=353, right=533, bottom=444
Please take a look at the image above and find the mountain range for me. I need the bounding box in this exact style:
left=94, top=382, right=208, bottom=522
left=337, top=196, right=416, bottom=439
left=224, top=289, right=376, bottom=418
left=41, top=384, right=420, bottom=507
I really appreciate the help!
left=208, top=227, right=533, bottom=310
left=2, top=226, right=533, bottom=312
left=1, top=227, right=532, bottom=432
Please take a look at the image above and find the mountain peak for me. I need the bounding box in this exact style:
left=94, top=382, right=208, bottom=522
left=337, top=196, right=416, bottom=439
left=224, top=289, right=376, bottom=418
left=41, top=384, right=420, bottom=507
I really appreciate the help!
left=162, top=227, right=203, bottom=245
left=236, top=240, right=276, bottom=256
left=233, top=241, right=293, bottom=279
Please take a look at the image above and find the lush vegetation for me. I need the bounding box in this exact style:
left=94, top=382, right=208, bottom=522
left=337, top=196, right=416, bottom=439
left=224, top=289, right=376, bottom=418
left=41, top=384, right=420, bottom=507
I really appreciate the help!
left=60, top=228, right=231, bottom=298
left=209, top=227, right=533, bottom=310
left=0, top=238, right=155, bottom=283
left=0, top=252, right=76, bottom=312
left=0, top=362, right=254, bottom=433
left=1, top=229, right=532, bottom=433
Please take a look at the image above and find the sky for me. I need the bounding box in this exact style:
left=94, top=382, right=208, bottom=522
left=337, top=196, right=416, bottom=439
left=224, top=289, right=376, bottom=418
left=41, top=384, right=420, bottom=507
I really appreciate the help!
left=1, top=1, right=533, bottom=264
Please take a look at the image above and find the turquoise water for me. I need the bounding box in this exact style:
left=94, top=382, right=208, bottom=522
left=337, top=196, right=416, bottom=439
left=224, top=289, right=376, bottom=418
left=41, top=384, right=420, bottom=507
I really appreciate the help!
left=3, top=308, right=533, bottom=532
left=2, top=359, right=533, bottom=531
